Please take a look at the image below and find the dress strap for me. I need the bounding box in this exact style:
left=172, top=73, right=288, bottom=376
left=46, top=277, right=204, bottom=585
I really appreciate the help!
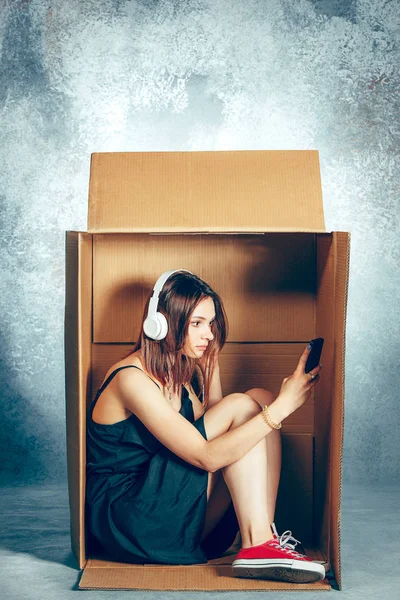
left=93, top=365, right=161, bottom=407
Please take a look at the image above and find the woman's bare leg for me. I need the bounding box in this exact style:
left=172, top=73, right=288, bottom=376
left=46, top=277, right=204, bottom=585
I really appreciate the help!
left=201, top=390, right=281, bottom=548
left=246, top=388, right=282, bottom=523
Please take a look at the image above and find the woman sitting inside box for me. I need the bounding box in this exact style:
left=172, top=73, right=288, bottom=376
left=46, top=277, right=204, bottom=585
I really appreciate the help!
left=86, top=269, right=325, bottom=583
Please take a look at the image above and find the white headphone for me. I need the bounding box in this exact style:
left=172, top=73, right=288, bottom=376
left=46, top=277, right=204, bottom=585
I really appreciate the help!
left=143, top=270, right=194, bottom=340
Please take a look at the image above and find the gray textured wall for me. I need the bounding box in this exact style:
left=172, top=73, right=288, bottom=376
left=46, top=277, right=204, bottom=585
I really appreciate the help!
left=0, top=0, right=399, bottom=486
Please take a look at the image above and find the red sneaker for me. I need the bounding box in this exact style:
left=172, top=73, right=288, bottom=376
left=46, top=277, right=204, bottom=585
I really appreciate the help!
left=232, top=536, right=326, bottom=583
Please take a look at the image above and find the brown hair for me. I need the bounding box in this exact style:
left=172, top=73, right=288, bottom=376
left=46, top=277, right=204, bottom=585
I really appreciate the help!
left=132, top=271, right=228, bottom=408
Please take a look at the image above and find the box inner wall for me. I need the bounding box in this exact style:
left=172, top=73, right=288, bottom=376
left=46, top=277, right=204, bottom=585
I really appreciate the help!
left=70, top=231, right=336, bottom=583
left=93, top=233, right=316, bottom=343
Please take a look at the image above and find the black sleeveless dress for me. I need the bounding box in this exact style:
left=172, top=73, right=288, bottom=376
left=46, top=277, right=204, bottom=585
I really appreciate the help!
left=86, top=365, right=212, bottom=565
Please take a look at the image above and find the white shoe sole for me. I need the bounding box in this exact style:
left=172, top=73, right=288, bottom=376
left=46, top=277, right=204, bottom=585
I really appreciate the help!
left=232, top=558, right=326, bottom=584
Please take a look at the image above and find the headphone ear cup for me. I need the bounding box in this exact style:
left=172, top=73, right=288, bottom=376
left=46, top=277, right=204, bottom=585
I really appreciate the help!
left=154, top=312, right=168, bottom=340
left=143, top=315, right=160, bottom=339
left=143, top=312, right=168, bottom=340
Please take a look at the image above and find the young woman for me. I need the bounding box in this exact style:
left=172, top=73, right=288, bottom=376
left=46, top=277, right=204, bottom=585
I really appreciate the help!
left=86, top=270, right=325, bottom=583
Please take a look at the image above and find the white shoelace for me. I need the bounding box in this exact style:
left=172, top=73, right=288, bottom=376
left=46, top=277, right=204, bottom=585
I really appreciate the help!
left=271, top=523, right=303, bottom=556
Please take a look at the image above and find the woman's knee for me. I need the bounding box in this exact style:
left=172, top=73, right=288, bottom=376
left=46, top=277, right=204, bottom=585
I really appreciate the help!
left=203, top=392, right=263, bottom=439
left=229, top=392, right=262, bottom=425
left=245, top=388, right=275, bottom=408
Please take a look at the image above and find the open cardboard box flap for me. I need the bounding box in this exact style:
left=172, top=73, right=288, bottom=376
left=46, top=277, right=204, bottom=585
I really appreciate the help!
left=88, top=150, right=326, bottom=233
left=65, top=150, right=350, bottom=591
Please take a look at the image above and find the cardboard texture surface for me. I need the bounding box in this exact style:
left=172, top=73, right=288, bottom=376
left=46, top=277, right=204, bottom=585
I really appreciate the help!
left=93, top=233, right=316, bottom=343
left=65, top=232, right=92, bottom=568
left=88, top=151, right=326, bottom=233
left=314, top=234, right=336, bottom=554
left=79, top=560, right=331, bottom=591
left=329, top=232, right=351, bottom=591
left=64, top=150, right=349, bottom=591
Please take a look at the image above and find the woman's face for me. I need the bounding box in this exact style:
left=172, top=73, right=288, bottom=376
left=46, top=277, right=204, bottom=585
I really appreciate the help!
left=183, top=297, right=216, bottom=358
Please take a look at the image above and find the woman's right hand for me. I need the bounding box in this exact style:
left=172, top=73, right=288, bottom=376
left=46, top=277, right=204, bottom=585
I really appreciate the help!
left=272, top=345, right=322, bottom=422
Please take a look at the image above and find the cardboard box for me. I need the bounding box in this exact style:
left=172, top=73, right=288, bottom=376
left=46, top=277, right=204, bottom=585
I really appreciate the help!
left=65, top=150, right=350, bottom=590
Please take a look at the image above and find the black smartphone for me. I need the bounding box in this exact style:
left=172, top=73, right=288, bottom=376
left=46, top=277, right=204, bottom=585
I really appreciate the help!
left=305, top=337, right=324, bottom=373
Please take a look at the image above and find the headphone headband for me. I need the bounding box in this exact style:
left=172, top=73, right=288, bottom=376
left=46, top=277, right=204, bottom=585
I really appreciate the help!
left=147, top=269, right=193, bottom=316
left=144, top=269, right=193, bottom=340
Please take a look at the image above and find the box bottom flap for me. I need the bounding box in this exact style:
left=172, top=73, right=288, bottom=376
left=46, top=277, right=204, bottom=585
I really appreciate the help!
left=79, top=556, right=332, bottom=591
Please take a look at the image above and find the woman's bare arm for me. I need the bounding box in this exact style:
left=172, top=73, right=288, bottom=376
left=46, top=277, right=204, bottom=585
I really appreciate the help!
left=115, top=368, right=283, bottom=473
left=116, top=345, right=320, bottom=473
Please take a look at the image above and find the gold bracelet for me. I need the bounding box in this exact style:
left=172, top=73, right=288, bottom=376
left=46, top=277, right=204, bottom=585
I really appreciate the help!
left=262, top=405, right=282, bottom=430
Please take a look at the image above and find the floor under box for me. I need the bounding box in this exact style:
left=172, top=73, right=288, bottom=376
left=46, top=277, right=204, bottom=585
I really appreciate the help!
left=0, top=481, right=398, bottom=599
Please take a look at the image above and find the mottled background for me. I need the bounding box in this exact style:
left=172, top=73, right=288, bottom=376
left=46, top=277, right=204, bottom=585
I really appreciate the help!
left=0, top=0, right=399, bottom=487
